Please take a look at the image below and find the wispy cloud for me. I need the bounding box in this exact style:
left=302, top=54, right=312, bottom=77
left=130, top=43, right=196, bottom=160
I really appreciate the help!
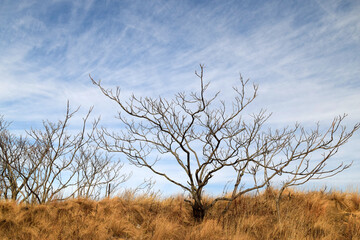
left=0, top=0, right=359, bottom=194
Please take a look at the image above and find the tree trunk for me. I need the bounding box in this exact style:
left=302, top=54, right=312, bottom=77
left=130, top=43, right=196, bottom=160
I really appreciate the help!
left=276, top=197, right=281, bottom=223
left=192, top=201, right=206, bottom=222
left=276, top=187, right=285, bottom=223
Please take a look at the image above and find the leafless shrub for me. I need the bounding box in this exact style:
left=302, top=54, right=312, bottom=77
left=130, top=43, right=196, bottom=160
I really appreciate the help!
left=0, top=103, right=129, bottom=203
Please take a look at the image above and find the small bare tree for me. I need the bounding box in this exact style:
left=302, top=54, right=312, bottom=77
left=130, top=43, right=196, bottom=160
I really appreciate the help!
left=0, top=103, right=129, bottom=203
left=0, top=116, right=30, bottom=200
left=91, top=65, right=359, bottom=221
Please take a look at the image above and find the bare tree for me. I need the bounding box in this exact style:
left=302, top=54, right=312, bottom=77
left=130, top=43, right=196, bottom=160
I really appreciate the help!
left=0, top=116, right=30, bottom=200
left=0, top=104, right=129, bottom=203
left=91, top=65, right=359, bottom=221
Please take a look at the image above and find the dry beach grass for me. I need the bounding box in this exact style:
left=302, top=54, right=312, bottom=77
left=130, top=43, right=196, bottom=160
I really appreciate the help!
left=0, top=189, right=359, bottom=240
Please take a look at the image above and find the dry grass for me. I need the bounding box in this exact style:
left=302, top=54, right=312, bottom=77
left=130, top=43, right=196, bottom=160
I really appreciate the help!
left=0, top=189, right=359, bottom=240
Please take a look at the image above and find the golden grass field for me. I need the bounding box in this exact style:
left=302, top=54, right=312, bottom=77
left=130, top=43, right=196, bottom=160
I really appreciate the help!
left=0, top=188, right=359, bottom=240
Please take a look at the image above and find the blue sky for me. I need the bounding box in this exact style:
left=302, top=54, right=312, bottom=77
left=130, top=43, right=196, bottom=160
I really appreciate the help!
left=1, top=0, right=359, bottom=195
